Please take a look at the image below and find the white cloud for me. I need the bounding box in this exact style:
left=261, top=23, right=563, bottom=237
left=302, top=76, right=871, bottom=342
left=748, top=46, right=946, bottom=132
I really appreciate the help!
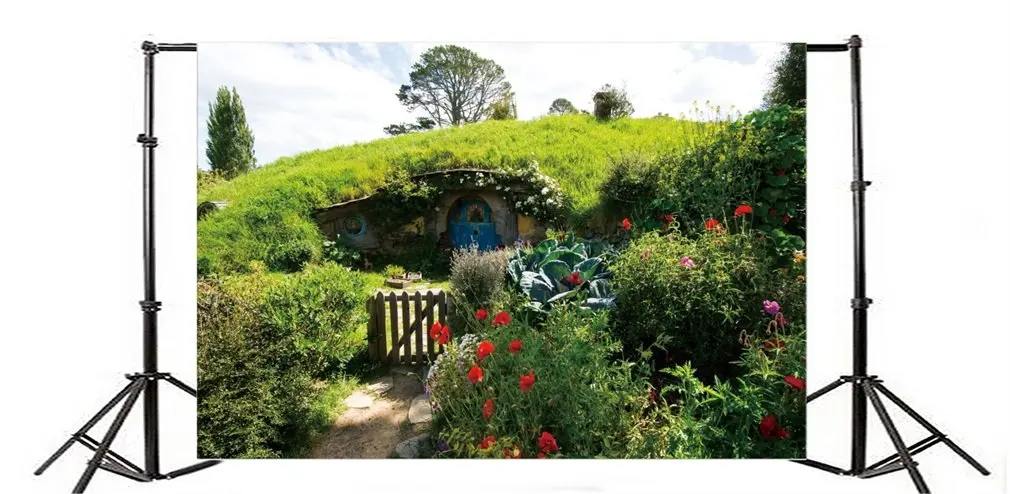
left=197, top=42, right=788, bottom=169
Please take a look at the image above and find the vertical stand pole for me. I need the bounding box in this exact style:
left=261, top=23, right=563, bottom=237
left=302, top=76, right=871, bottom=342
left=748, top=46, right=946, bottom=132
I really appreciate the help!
left=140, top=40, right=162, bottom=479
left=847, top=34, right=870, bottom=476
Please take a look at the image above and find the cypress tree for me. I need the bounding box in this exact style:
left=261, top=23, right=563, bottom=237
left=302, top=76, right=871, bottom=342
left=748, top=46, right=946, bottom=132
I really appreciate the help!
left=206, top=86, right=256, bottom=178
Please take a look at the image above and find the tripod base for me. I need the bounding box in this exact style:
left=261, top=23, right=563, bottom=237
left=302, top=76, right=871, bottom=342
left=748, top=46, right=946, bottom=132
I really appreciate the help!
left=35, top=373, right=221, bottom=493
left=795, top=375, right=989, bottom=493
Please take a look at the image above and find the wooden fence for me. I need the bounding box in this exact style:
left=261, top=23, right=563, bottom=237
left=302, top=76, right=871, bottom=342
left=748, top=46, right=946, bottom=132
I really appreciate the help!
left=367, top=289, right=449, bottom=364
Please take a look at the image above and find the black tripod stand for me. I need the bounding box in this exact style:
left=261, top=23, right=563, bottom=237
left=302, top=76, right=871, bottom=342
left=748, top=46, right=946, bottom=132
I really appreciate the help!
left=34, top=41, right=221, bottom=493
left=795, top=35, right=989, bottom=493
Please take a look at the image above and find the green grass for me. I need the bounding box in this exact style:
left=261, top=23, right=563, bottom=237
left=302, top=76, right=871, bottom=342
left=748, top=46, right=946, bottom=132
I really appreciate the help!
left=198, top=114, right=715, bottom=275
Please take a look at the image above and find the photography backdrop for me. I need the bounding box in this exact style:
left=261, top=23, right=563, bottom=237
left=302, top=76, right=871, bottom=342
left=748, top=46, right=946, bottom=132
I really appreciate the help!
left=1, top=1, right=1007, bottom=493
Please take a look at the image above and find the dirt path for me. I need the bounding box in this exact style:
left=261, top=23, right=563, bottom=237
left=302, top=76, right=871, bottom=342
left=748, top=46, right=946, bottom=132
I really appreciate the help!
left=309, top=370, right=426, bottom=459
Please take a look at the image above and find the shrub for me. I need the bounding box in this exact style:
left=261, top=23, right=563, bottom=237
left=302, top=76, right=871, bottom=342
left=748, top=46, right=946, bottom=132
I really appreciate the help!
left=322, top=237, right=362, bottom=267
left=383, top=264, right=406, bottom=279
left=592, top=83, right=634, bottom=120
left=609, top=228, right=802, bottom=381
left=197, top=262, right=368, bottom=458
left=626, top=313, right=807, bottom=459
left=427, top=307, right=647, bottom=458
left=600, top=152, right=664, bottom=220
left=448, top=246, right=511, bottom=333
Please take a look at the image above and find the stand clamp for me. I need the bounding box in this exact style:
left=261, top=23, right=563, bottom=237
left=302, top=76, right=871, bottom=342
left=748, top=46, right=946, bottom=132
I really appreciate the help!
left=851, top=297, right=873, bottom=309
left=138, top=300, right=162, bottom=312
left=850, top=180, right=872, bottom=191
left=136, top=134, right=158, bottom=148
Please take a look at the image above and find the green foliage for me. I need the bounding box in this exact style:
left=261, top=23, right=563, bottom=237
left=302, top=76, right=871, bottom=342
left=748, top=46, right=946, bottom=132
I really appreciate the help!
left=206, top=86, right=256, bottom=178
left=609, top=229, right=804, bottom=381
left=506, top=234, right=617, bottom=313
left=383, top=264, right=406, bottom=278
left=383, top=117, right=436, bottom=136
left=197, top=115, right=722, bottom=276
left=197, top=168, right=226, bottom=193
left=196, top=262, right=368, bottom=458
left=448, top=246, right=511, bottom=333
left=321, top=237, right=362, bottom=267
left=592, top=83, right=634, bottom=120
left=547, top=97, right=579, bottom=115
left=600, top=152, right=665, bottom=220
left=763, top=43, right=807, bottom=109
left=397, top=45, right=512, bottom=126
left=427, top=307, right=647, bottom=458
left=488, top=89, right=518, bottom=120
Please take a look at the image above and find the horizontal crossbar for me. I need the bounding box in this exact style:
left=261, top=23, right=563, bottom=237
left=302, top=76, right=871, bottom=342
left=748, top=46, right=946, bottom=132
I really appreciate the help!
left=792, top=458, right=848, bottom=475
left=859, top=460, right=915, bottom=479
left=866, top=434, right=944, bottom=471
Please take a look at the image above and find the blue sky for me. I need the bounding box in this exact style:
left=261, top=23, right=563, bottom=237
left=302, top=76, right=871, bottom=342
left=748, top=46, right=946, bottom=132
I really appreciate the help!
left=197, top=42, right=789, bottom=169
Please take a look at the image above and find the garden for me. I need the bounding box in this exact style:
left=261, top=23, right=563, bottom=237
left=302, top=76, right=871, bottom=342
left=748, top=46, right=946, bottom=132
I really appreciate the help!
left=196, top=101, right=808, bottom=459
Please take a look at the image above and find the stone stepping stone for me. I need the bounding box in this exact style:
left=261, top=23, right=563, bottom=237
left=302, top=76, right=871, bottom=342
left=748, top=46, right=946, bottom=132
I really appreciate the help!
left=407, top=394, right=432, bottom=424
left=343, top=391, right=373, bottom=409
left=395, top=433, right=431, bottom=459
left=390, top=365, right=418, bottom=376
left=366, top=376, right=393, bottom=396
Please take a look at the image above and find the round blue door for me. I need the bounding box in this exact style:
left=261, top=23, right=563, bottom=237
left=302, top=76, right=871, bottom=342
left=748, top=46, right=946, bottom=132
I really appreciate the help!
left=449, top=198, right=501, bottom=251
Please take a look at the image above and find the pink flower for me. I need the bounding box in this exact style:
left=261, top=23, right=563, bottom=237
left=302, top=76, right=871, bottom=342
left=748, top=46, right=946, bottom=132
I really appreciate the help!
left=680, top=256, right=695, bottom=269
left=763, top=300, right=781, bottom=316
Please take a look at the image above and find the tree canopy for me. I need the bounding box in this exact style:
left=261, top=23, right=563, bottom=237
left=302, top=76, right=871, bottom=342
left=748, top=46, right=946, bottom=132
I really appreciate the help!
left=763, top=43, right=806, bottom=108
left=592, top=84, right=634, bottom=120
left=205, top=86, right=256, bottom=178
left=547, top=98, right=578, bottom=115
left=383, top=117, right=437, bottom=136
left=396, top=45, right=512, bottom=127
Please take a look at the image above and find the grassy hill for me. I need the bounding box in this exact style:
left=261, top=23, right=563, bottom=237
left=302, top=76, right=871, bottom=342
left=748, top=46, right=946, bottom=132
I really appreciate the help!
left=197, top=113, right=723, bottom=275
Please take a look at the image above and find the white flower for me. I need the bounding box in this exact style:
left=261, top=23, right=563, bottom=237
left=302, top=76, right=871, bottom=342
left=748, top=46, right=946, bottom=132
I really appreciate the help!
left=541, top=187, right=550, bottom=195
left=504, top=187, right=510, bottom=192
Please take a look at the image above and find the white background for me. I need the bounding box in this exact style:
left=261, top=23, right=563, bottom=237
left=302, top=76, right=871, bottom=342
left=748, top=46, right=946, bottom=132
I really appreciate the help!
left=1, top=1, right=1008, bottom=493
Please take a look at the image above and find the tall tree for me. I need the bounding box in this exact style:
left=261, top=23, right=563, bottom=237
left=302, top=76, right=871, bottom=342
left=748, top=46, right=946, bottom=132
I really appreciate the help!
left=206, top=86, right=256, bottom=178
left=592, top=84, right=634, bottom=120
left=547, top=98, right=578, bottom=115
left=396, top=45, right=512, bottom=126
left=763, top=43, right=806, bottom=108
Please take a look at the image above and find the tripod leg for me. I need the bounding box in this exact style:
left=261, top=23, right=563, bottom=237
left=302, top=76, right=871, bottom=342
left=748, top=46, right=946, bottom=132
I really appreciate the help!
left=863, top=381, right=930, bottom=494
left=874, top=382, right=990, bottom=476
left=35, top=380, right=138, bottom=476
left=73, top=379, right=145, bottom=494
left=164, top=375, right=197, bottom=397
left=807, top=377, right=847, bottom=403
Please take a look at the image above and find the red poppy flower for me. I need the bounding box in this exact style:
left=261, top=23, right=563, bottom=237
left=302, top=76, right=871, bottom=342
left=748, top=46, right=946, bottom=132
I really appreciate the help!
left=538, top=432, right=559, bottom=454
left=492, top=311, right=511, bottom=327
left=783, top=214, right=791, bottom=224
left=508, top=340, right=522, bottom=354
left=475, top=308, right=488, bottom=321
left=705, top=218, right=722, bottom=231
left=477, top=340, right=495, bottom=361
left=468, top=365, right=484, bottom=384
left=536, top=452, right=547, bottom=459
left=621, top=218, right=632, bottom=231
left=482, top=398, right=494, bottom=420
left=437, top=325, right=450, bottom=345
left=503, top=445, right=521, bottom=458
left=519, top=370, right=536, bottom=393
left=777, top=427, right=791, bottom=439
left=649, top=388, right=658, bottom=402
left=763, top=339, right=785, bottom=350
left=775, top=169, right=786, bottom=176
left=428, top=321, right=443, bottom=342
left=734, top=204, right=753, bottom=217
left=759, top=415, right=779, bottom=440
left=565, top=271, right=583, bottom=286
left=784, top=375, right=806, bottom=391
left=479, top=435, right=496, bottom=450
left=661, top=213, right=675, bottom=227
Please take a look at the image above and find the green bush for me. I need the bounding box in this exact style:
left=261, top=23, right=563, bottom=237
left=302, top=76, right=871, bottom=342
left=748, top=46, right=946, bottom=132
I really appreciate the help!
left=196, top=262, right=368, bottom=458
left=383, top=264, right=406, bottom=278
left=626, top=315, right=807, bottom=459
left=609, top=228, right=803, bottom=381
left=427, top=307, right=647, bottom=458
left=448, top=246, right=511, bottom=333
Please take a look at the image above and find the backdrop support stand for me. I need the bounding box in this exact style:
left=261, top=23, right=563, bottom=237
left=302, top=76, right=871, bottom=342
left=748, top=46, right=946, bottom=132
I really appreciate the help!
left=794, top=35, right=989, bottom=494
left=33, top=41, right=221, bottom=493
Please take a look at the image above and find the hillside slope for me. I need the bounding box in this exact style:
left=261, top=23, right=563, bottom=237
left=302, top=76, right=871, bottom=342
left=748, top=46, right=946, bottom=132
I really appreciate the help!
left=197, top=114, right=718, bottom=275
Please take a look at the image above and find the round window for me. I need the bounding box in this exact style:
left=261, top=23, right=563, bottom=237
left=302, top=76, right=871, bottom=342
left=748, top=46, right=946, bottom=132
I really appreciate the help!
left=342, top=215, right=366, bottom=237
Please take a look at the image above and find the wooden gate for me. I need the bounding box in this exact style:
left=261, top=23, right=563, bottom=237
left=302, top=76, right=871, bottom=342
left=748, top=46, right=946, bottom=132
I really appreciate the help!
left=367, top=289, right=450, bottom=364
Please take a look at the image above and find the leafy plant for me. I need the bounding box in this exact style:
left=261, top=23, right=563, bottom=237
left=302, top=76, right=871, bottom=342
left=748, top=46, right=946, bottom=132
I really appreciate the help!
left=383, top=264, right=406, bottom=278
left=448, top=246, right=512, bottom=334
left=506, top=233, right=617, bottom=313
